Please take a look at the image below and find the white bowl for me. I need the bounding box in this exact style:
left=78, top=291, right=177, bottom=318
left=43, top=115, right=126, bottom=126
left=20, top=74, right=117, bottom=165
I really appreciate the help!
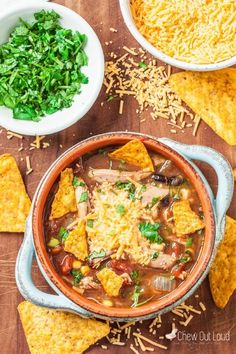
left=119, top=0, right=236, bottom=72
left=0, top=1, right=104, bottom=136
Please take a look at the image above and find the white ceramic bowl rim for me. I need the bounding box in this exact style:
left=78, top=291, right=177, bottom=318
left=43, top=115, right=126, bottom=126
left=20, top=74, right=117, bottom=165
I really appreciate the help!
left=0, top=1, right=104, bottom=135
left=119, top=0, right=236, bottom=71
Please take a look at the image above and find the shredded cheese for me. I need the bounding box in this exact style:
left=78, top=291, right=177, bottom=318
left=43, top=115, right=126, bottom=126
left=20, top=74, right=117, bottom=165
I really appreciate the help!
left=86, top=182, right=155, bottom=265
left=131, top=0, right=236, bottom=64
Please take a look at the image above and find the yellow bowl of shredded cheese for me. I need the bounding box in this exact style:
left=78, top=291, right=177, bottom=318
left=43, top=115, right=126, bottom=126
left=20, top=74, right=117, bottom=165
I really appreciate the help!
left=119, top=0, right=236, bottom=71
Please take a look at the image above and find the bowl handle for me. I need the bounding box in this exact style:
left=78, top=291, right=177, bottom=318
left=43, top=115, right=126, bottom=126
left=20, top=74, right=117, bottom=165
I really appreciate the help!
left=15, top=214, right=93, bottom=317
left=158, top=138, right=234, bottom=245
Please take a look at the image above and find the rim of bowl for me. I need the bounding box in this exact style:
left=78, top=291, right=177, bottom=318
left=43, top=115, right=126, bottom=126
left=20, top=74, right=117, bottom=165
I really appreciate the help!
left=119, top=0, right=236, bottom=72
left=0, top=1, right=104, bottom=136
left=32, top=132, right=216, bottom=318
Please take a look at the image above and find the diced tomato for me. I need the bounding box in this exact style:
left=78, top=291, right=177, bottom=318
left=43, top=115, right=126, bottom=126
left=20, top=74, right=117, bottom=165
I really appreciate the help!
left=109, top=260, right=133, bottom=274
left=171, top=263, right=185, bottom=278
left=170, top=242, right=183, bottom=258
left=60, top=255, right=74, bottom=275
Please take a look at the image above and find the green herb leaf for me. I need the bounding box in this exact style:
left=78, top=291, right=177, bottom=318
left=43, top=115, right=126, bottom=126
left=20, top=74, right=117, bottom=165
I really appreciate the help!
left=185, top=237, right=193, bottom=248
left=106, top=95, right=117, bottom=102
left=88, top=250, right=106, bottom=261
left=179, top=254, right=192, bottom=263
left=115, top=181, right=136, bottom=200
left=87, top=219, right=94, bottom=228
left=152, top=252, right=159, bottom=259
left=79, top=191, right=88, bottom=203
left=58, top=227, right=69, bottom=242
left=138, top=222, right=163, bottom=244
left=140, top=185, right=147, bottom=192
left=72, top=176, right=85, bottom=188
left=130, top=270, right=140, bottom=284
left=71, top=269, right=83, bottom=285
left=131, top=285, right=141, bottom=307
left=151, top=197, right=160, bottom=206
left=139, top=61, right=148, bottom=70
left=116, top=204, right=126, bottom=215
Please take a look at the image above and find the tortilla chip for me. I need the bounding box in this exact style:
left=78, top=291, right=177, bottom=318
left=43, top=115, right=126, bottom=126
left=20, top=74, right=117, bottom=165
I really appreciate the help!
left=97, top=268, right=124, bottom=297
left=0, top=154, right=31, bottom=232
left=50, top=168, right=77, bottom=220
left=169, top=69, right=236, bottom=145
left=64, top=220, right=88, bottom=260
left=108, top=139, right=154, bottom=171
left=173, top=200, right=205, bottom=236
left=209, top=216, right=236, bottom=308
left=18, top=301, right=110, bottom=354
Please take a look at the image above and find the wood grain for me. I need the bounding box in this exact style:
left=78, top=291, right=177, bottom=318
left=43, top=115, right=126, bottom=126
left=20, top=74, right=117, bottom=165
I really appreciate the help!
left=0, top=1, right=235, bottom=353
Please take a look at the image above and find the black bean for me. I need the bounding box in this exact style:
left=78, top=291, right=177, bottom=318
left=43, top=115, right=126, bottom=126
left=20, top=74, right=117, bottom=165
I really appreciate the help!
left=151, top=174, right=184, bottom=186
left=161, top=195, right=171, bottom=207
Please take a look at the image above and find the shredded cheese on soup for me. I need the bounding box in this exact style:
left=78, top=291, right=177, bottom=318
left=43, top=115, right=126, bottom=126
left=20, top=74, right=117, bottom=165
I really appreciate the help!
left=86, top=182, right=163, bottom=265
left=131, top=0, right=236, bottom=64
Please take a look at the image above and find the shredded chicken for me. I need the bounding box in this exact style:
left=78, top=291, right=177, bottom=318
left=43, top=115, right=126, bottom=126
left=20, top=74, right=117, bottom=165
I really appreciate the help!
left=88, top=168, right=151, bottom=183
left=79, top=276, right=100, bottom=290
left=149, top=253, right=176, bottom=270
left=141, top=185, right=169, bottom=206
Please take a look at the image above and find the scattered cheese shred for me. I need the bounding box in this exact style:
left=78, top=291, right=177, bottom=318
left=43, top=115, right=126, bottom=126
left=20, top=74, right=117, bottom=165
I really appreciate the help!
left=7, top=131, right=23, bottom=139
left=104, top=48, right=198, bottom=136
left=133, top=332, right=168, bottom=350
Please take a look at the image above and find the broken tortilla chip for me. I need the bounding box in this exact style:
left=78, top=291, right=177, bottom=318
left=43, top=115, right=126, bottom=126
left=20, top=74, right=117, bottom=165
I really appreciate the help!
left=209, top=216, right=236, bottom=308
left=173, top=200, right=205, bottom=236
left=18, top=301, right=110, bottom=354
left=169, top=69, right=236, bottom=145
left=97, top=268, right=124, bottom=297
left=50, top=168, right=77, bottom=220
left=0, top=154, right=31, bottom=232
left=64, top=220, right=88, bottom=260
left=108, top=139, right=154, bottom=171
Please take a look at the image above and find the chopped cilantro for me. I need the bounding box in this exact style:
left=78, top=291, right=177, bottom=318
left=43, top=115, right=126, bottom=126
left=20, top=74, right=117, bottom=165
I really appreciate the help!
left=115, top=181, right=136, bottom=200
left=72, top=176, right=85, bottom=188
left=140, top=185, right=147, bottom=192
left=139, top=61, right=148, bottom=70
left=152, top=252, right=159, bottom=259
left=131, top=285, right=141, bottom=307
left=116, top=204, right=126, bottom=215
left=87, top=219, right=94, bottom=228
left=185, top=237, right=193, bottom=248
left=130, top=270, right=140, bottom=284
left=151, top=197, right=160, bottom=206
left=79, top=191, right=88, bottom=203
left=138, top=222, right=163, bottom=244
left=106, top=95, right=117, bottom=102
left=179, top=254, right=192, bottom=263
left=71, top=269, right=83, bottom=285
left=0, top=10, right=89, bottom=121
left=58, top=227, right=69, bottom=242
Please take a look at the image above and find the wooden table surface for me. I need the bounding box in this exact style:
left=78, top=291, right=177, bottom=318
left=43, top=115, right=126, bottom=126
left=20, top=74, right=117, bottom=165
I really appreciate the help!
left=0, top=1, right=235, bottom=353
